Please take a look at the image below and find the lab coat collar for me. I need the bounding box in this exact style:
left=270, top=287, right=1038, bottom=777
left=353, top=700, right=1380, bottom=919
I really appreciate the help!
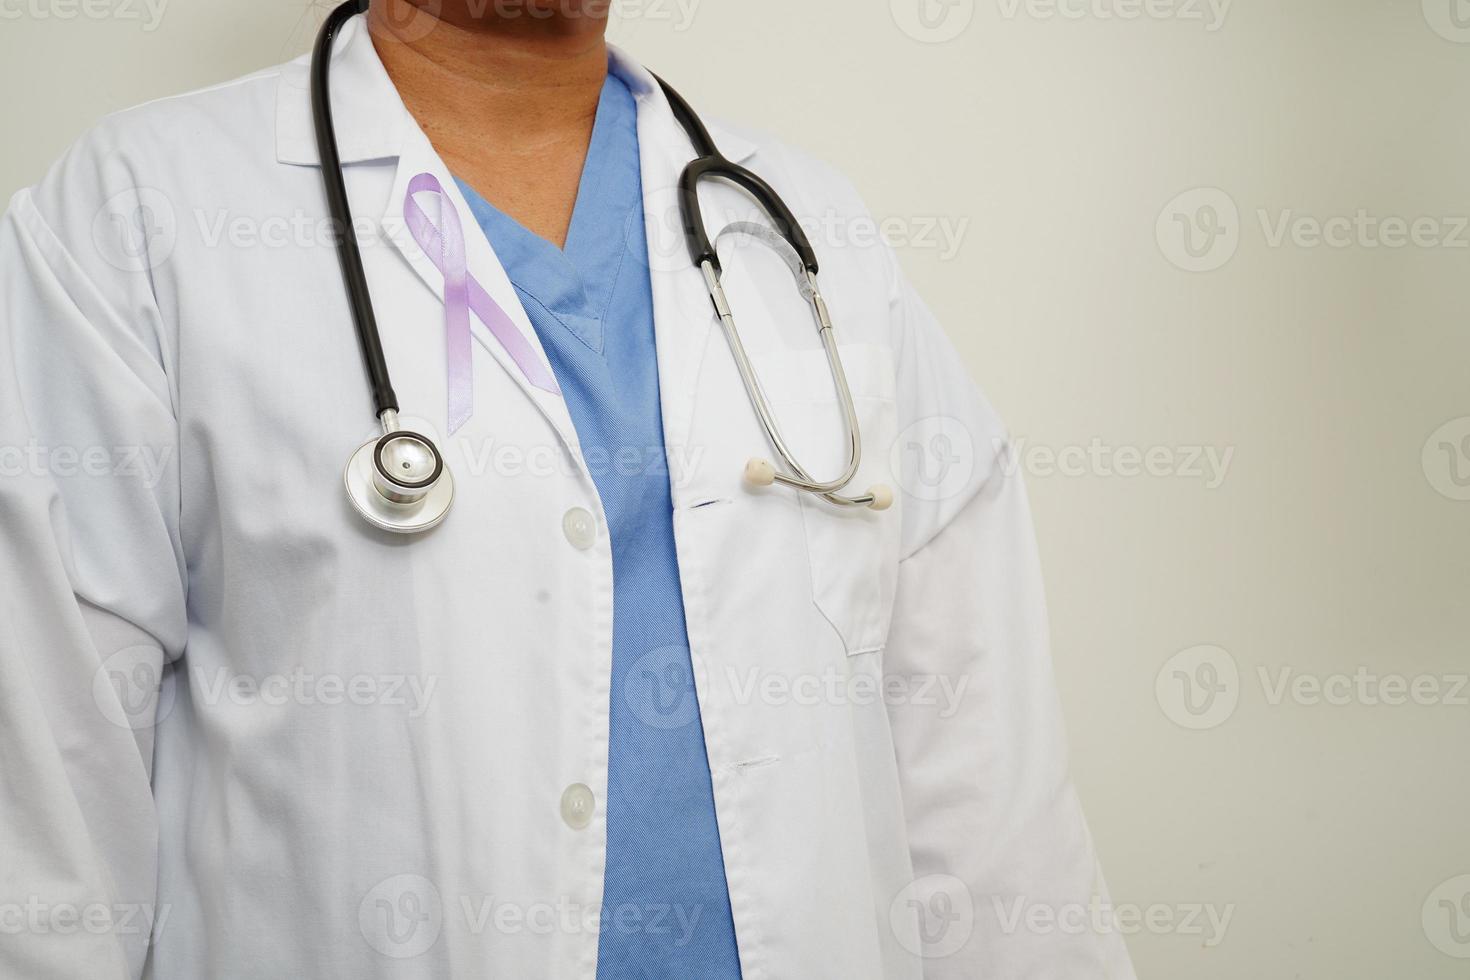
left=274, top=13, right=404, bottom=167
left=273, top=14, right=757, bottom=167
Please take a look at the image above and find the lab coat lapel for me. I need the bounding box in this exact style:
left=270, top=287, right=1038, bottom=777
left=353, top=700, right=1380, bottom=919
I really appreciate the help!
left=637, top=117, right=719, bottom=482
left=380, top=121, right=578, bottom=454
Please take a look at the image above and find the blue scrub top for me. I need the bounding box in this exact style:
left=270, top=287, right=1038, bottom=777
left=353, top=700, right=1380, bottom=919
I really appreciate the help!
left=455, top=71, right=743, bottom=979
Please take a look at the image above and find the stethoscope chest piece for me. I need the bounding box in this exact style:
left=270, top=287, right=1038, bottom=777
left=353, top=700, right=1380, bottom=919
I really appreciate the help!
left=343, top=420, right=455, bottom=534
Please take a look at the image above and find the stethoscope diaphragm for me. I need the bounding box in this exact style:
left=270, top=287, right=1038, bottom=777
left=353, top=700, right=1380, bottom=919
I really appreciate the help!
left=343, top=423, right=455, bottom=534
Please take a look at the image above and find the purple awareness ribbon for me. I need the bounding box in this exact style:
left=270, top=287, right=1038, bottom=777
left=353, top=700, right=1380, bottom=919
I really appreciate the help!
left=403, top=172, right=560, bottom=433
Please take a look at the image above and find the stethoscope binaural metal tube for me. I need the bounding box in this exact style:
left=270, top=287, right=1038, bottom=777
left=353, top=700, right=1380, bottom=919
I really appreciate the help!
left=691, top=223, right=894, bottom=511
left=654, top=74, right=891, bottom=510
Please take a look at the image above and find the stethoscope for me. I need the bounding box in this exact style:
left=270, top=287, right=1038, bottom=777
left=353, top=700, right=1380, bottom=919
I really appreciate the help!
left=313, top=0, right=892, bottom=534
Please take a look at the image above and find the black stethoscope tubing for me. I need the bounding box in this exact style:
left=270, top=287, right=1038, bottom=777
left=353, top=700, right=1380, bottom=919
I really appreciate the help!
left=313, top=0, right=888, bottom=531
left=312, top=0, right=398, bottom=419
left=310, top=0, right=819, bottom=423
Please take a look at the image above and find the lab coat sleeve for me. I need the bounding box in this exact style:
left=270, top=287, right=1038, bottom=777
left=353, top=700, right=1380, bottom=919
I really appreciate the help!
left=0, top=185, right=185, bottom=979
left=883, top=255, right=1136, bottom=976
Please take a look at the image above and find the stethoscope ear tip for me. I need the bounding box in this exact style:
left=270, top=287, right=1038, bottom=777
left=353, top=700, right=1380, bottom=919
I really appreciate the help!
left=866, top=485, right=894, bottom=511
left=743, top=456, right=894, bottom=512
left=743, top=457, right=778, bottom=487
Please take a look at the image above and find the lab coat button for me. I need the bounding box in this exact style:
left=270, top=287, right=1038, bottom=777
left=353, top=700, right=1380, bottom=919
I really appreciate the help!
left=562, top=508, right=596, bottom=550
left=560, top=783, right=595, bottom=830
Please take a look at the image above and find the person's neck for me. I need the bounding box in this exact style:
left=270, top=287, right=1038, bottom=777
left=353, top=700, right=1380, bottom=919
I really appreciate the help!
left=368, top=0, right=610, bottom=247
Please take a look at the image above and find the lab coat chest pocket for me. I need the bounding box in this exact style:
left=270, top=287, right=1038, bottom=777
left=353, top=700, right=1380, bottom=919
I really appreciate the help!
left=754, top=343, right=902, bottom=657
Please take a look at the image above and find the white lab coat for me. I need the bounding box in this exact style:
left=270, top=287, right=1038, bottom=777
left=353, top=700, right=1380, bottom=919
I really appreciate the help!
left=0, top=16, right=1135, bottom=979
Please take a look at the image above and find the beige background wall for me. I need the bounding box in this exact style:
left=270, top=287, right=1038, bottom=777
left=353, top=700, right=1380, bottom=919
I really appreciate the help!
left=4, top=0, right=1467, bottom=975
